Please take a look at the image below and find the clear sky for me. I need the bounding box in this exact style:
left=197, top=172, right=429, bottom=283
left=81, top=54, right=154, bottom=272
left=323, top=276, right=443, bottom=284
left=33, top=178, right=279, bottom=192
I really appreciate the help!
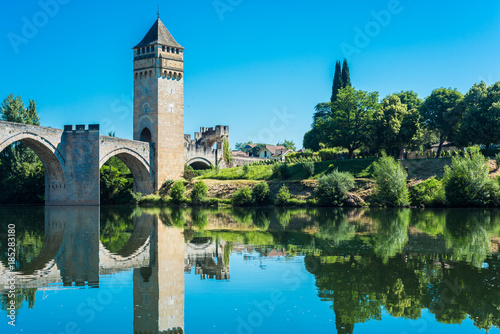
left=1, top=0, right=500, bottom=149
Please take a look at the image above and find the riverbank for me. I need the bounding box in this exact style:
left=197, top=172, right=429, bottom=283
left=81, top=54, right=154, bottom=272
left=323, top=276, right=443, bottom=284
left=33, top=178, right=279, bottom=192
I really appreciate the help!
left=136, top=156, right=500, bottom=208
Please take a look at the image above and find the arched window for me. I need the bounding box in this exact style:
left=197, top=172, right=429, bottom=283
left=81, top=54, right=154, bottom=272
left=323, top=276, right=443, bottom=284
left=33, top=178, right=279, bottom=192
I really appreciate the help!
left=140, top=128, right=152, bottom=143
left=178, top=73, right=182, bottom=80
left=142, top=102, right=150, bottom=113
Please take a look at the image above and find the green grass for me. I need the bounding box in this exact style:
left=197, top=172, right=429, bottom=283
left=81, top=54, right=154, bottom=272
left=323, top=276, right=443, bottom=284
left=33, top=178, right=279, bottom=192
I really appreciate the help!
left=197, top=159, right=376, bottom=181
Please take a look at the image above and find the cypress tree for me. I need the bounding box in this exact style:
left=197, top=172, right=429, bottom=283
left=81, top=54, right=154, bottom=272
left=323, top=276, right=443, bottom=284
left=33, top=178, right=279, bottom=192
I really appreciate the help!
left=341, top=59, right=351, bottom=88
left=331, top=61, right=343, bottom=103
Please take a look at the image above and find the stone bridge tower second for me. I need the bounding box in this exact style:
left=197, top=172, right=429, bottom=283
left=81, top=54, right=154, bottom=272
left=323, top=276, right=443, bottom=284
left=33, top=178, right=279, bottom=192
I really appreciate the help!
left=133, top=17, right=184, bottom=190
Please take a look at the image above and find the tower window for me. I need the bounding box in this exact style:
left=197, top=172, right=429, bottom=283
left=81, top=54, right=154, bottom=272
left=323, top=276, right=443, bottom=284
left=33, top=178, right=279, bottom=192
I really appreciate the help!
left=142, top=47, right=145, bottom=54
left=140, top=128, right=152, bottom=143
left=162, top=46, right=165, bottom=52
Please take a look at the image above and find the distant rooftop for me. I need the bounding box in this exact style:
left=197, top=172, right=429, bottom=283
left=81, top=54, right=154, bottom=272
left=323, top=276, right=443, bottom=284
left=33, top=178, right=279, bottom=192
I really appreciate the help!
left=134, top=18, right=183, bottom=49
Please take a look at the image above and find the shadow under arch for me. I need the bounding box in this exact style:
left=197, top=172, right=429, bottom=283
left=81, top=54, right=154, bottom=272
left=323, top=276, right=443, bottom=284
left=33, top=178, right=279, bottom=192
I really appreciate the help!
left=0, top=132, right=66, bottom=204
left=99, top=148, right=154, bottom=195
left=186, top=157, right=212, bottom=170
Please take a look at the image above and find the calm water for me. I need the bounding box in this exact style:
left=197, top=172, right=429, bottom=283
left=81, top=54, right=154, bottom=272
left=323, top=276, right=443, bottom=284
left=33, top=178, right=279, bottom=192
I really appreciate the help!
left=0, top=206, right=499, bottom=334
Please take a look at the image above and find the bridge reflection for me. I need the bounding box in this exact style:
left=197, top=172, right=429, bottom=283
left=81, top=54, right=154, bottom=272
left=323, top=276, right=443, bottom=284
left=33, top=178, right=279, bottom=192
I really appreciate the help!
left=0, top=206, right=231, bottom=334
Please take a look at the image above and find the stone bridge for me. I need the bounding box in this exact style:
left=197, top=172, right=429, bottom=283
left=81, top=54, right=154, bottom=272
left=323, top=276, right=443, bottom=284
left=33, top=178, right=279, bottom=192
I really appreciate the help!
left=184, top=125, right=229, bottom=169
left=0, top=121, right=153, bottom=205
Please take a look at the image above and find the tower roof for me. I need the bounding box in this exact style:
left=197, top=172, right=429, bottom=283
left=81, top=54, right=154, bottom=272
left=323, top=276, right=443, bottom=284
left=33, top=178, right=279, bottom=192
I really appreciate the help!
left=134, top=18, right=183, bottom=49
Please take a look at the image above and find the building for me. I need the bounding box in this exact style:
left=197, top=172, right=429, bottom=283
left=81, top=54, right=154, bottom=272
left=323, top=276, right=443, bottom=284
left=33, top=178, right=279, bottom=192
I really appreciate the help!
left=257, top=145, right=292, bottom=160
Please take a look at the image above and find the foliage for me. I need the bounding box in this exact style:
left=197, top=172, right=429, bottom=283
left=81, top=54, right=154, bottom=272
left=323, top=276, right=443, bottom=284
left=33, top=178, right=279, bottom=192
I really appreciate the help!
left=272, top=162, right=289, bottom=179
left=341, top=59, right=351, bottom=88
left=0, top=95, right=44, bottom=204
left=303, top=127, right=321, bottom=151
left=317, top=87, right=380, bottom=158
left=372, top=153, right=410, bottom=206
left=184, top=164, right=195, bottom=180
left=459, top=81, right=500, bottom=148
left=442, top=147, right=498, bottom=206
left=420, top=88, right=464, bottom=156
left=331, top=60, right=343, bottom=103
left=495, top=152, right=500, bottom=170
left=100, top=157, right=134, bottom=204
left=302, top=161, right=315, bottom=178
left=235, top=141, right=254, bottom=152
left=251, top=182, right=271, bottom=205
left=371, top=95, right=420, bottom=158
left=223, top=138, right=233, bottom=166
left=277, top=140, right=296, bottom=151
left=231, top=186, right=252, bottom=206
left=191, top=181, right=208, bottom=205
left=242, top=163, right=250, bottom=175
left=315, top=170, right=355, bottom=206
left=275, top=185, right=291, bottom=206
left=170, top=180, right=186, bottom=204
left=409, top=177, right=445, bottom=207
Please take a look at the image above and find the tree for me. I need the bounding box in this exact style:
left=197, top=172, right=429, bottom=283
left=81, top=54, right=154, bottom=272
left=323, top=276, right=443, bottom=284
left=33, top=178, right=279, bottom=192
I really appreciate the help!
left=341, top=59, right=351, bottom=88
left=313, top=102, right=331, bottom=124
left=331, top=61, right=343, bottom=103
left=459, top=81, right=500, bottom=148
left=0, top=95, right=44, bottom=204
left=223, top=138, right=233, bottom=166
left=318, top=87, right=380, bottom=158
left=277, top=140, right=296, bottom=151
left=372, top=95, right=420, bottom=159
left=420, top=88, right=464, bottom=157
left=303, top=127, right=321, bottom=151
left=235, top=141, right=254, bottom=152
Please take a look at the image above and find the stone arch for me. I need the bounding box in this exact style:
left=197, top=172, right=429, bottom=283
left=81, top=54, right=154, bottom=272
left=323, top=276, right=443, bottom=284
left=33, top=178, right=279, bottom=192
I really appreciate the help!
left=178, top=73, right=183, bottom=80
left=187, top=157, right=213, bottom=170
left=100, top=148, right=154, bottom=195
left=0, top=132, right=66, bottom=204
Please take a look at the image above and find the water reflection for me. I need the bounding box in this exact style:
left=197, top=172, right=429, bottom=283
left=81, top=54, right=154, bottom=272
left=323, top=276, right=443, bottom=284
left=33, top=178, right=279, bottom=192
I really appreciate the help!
left=0, top=206, right=499, bottom=333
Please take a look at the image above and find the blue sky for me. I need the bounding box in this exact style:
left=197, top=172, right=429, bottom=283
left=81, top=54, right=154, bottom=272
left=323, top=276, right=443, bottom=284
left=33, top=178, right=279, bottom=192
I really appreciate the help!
left=1, top=0, right=500, bottom=149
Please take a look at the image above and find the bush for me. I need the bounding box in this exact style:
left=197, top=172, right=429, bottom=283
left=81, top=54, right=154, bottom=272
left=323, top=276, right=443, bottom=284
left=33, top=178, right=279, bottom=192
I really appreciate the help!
left=409, top=177, right=445, bottom=207
left=318, top=148, right=338, bottom=161
left=170, top=180, right=186, bottom=204
left=272, top=163, right=289, bottom=179
left=372, top=153, right=410, bottom=206
left=251, top=182, right=270, bottom=205
left=315, top=169, right=355, bottom=206
left=191, top=181, right=208, bottom=205
left=495, top=152, right=500, bottom=170
left=184, top=164, right=195, bottom=181
left=302, top=161, right=315, bottom=178
left=242, top=164, right=250, bottom=175
left=231, top=186, right=252, bottom=206
left=275, top=185, right=291, bottom=206
left=443, top=147, right=497, bottom=206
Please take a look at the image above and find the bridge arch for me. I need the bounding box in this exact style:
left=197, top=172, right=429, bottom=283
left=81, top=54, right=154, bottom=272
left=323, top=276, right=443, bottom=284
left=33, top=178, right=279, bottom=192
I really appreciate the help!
left=0, top=131, right=66, bottom=204
left=186, top=157, right=213, bottom=170
left=100, top=147, right=154, bottom=195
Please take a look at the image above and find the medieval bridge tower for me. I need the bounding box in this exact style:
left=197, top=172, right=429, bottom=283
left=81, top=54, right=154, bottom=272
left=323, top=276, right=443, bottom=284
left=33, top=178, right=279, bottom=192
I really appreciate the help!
left=132, top=18, right=185, bottom=190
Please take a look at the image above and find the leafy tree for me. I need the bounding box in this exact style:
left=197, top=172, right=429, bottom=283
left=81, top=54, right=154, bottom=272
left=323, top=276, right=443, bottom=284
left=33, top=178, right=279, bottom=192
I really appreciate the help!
left=341, top=59, right=351, bottom=88
left=315, top=169, right=355, bottom=206
left=372, top=95, right=420, bottom=158
left=372, top=153, right=410, bottom=206
left=420, top=88, right=464, bottom=157
left=235, top=141, right=254, bottom=152
left=100, top=157, right=133, bottom=204
left=251, top=182, right=270, bottom=205
left=0, top=95, right=44, bottom=204
left=277, top=140, right=296, bottom=151
left=331, top=61, right=343, bottom=103
left=317, top=87, right=380, bottom=158
left=191, top=181, right=208, bottom=205
left=395, top=90, right=423, bottom=113
left=303, top=127, right=321, bottom=152
left=459, top=81, right=500, bottom=148
left=313, top=103, right=331, bottom=124
left=170, top=181, right=186, bottom=204
left=223, top=138, right=233, bottom=166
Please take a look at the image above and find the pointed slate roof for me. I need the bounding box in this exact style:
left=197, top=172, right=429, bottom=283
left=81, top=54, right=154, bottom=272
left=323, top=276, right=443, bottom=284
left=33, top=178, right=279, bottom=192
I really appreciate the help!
left=134, top=18, right=183, bottom=49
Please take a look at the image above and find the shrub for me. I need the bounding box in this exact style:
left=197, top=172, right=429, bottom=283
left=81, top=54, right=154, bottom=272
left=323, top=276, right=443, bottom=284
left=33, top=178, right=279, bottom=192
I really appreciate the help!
left=251, top=182, right=270, bottom=205
left=170, top=180, right=186, bottom=204
left=372, top=153, right=410, bottom=206
left=409, top=177, right=445, bottom=207
left=272, top=163, right=289, bottom=179
left=231, top=186, right=252, bottom=206
left=242, top=164, right=250, bottom=175
left=495, top=152, right=500, bottom=170
left=275, top=185, right=291, bottom=206
left=318, top=148, right=339, bottom=161
left=443, top=147, right=497, bottom=206
left=315, top=169, right=355, bottom=206
left=184, top=164, right=195, bottom=180
left=302, top=161, right=315, bottom=178
left=191, top=181, right=208, bottom=205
